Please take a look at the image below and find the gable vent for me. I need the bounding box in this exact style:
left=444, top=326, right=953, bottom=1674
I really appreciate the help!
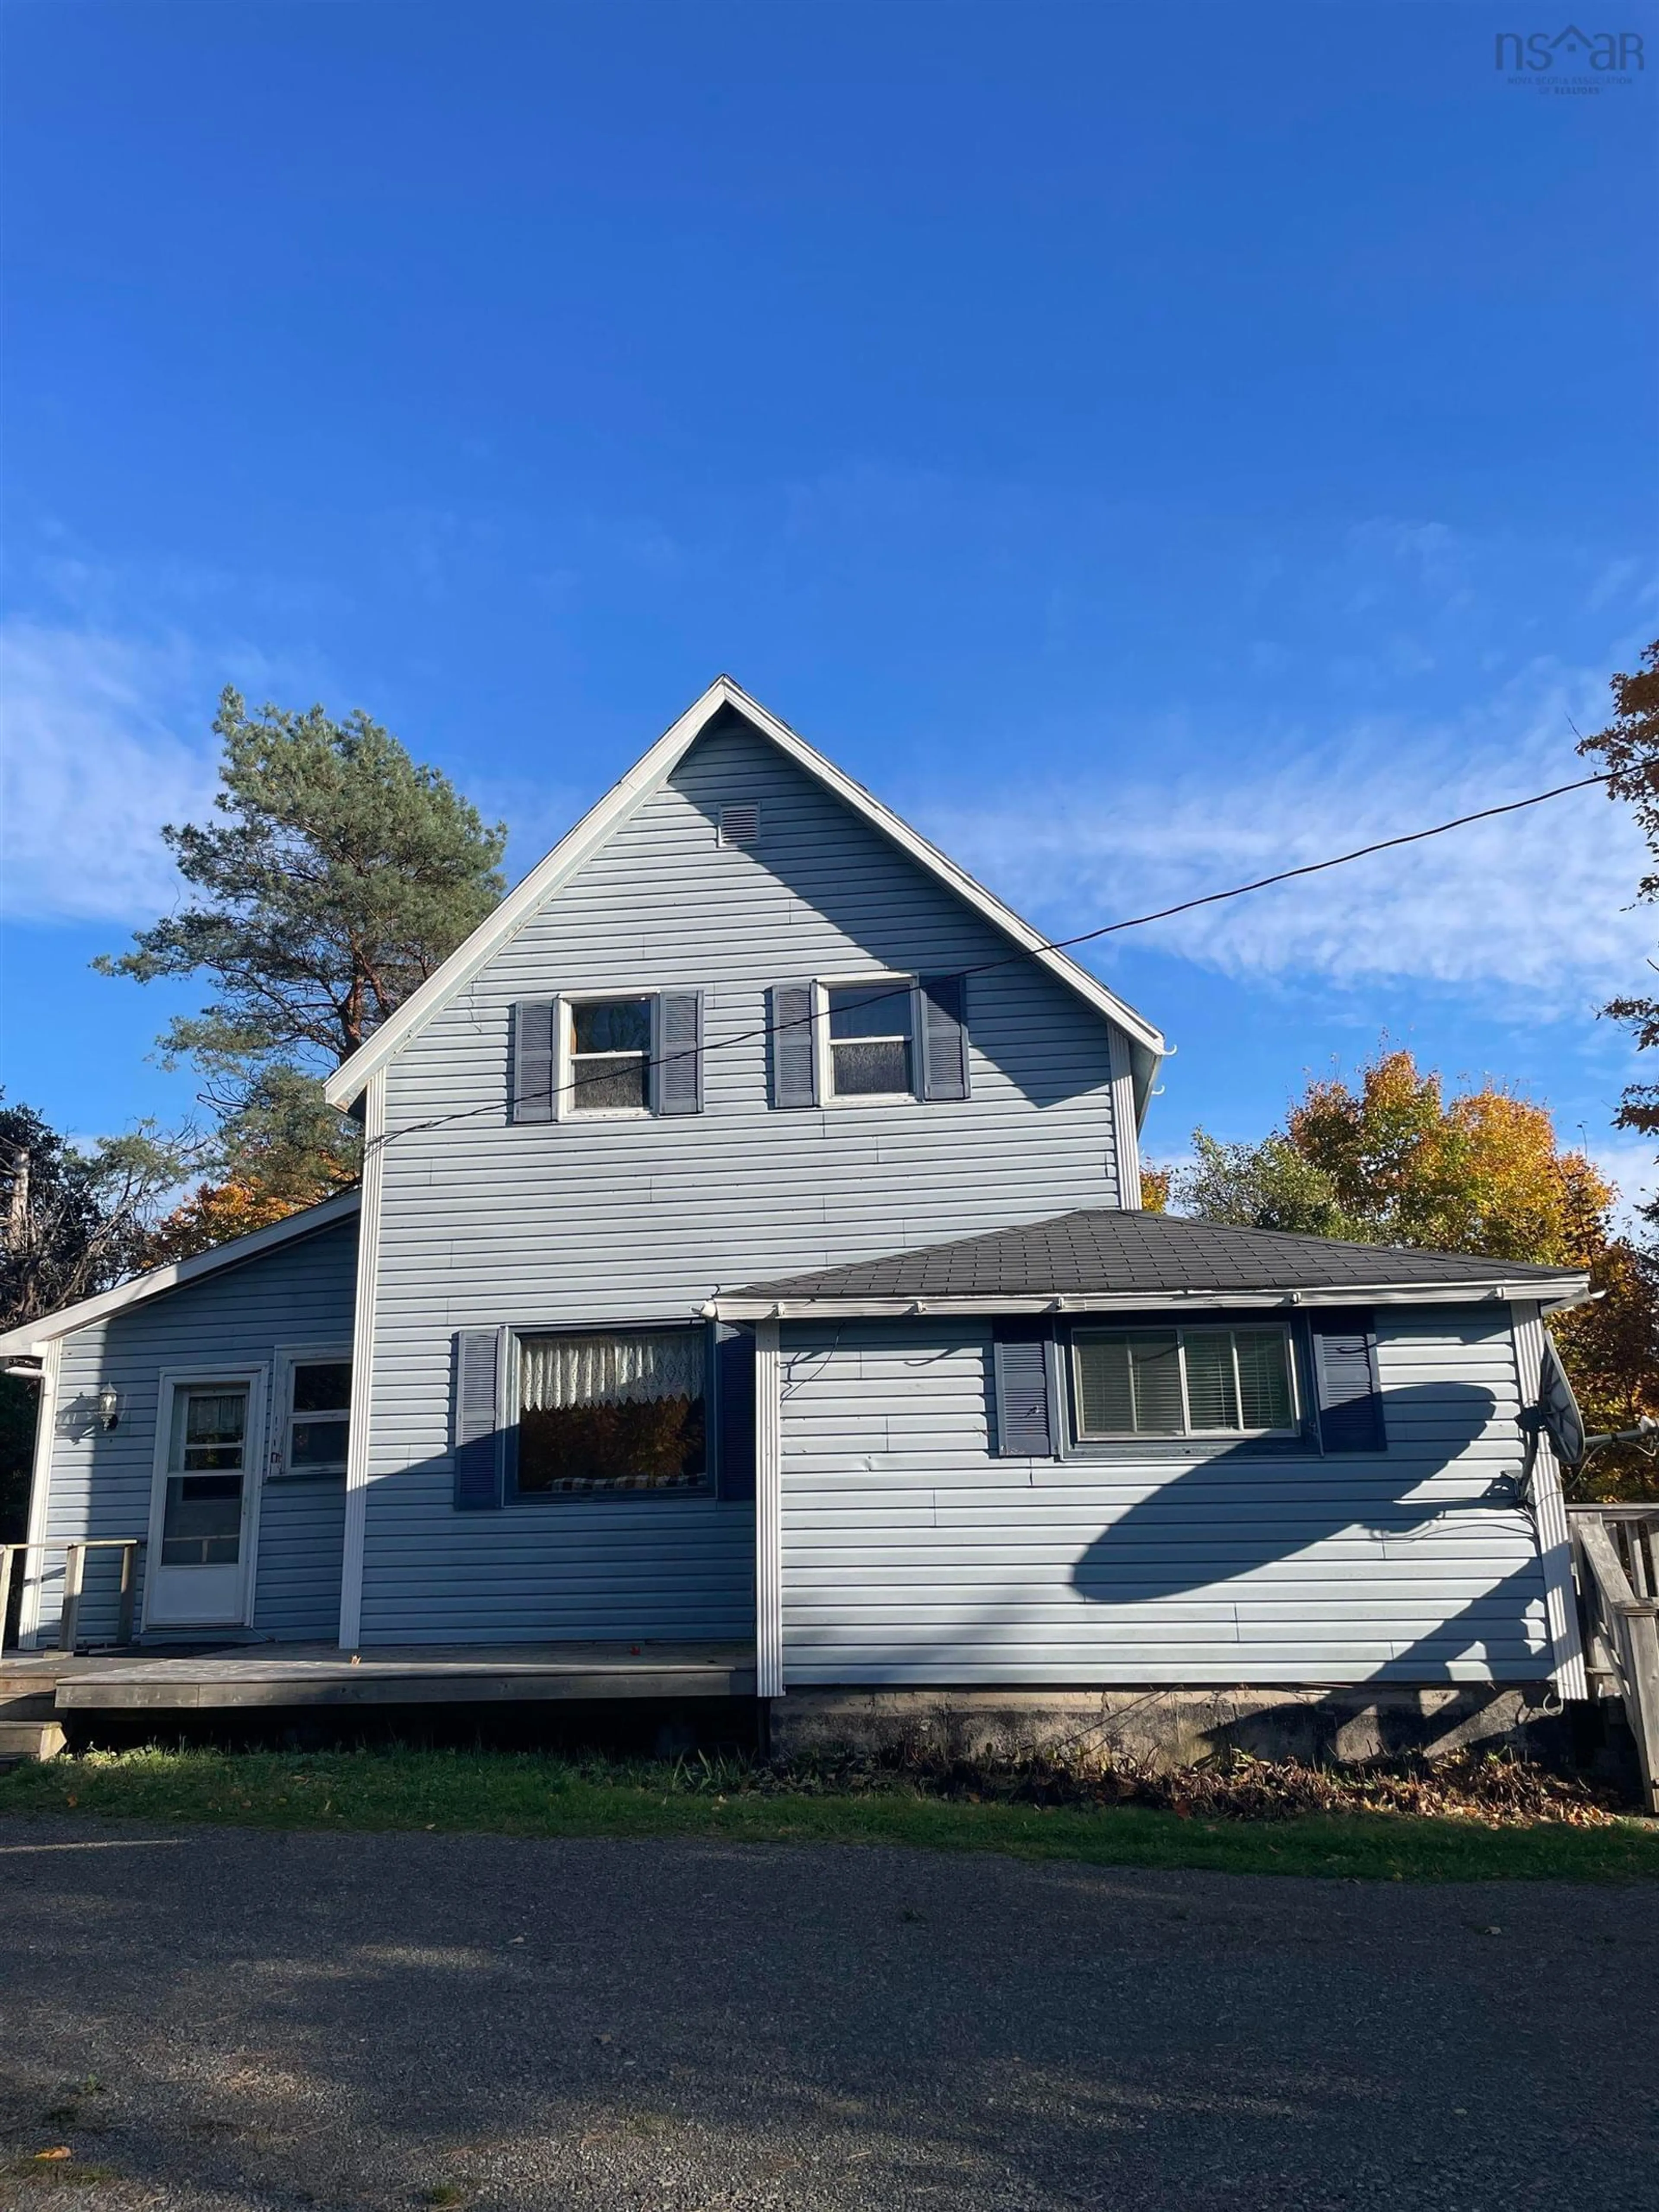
left=718, top=802, right=760, bottom=847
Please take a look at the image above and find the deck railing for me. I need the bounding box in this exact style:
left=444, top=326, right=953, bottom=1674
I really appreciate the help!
left=0, top=1539, right=146, bottom=1658
left=1567, top=1505, right=1659, bottom=1815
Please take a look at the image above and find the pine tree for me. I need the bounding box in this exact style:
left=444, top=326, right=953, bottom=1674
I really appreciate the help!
left=99, top=687, right=506, bottom=1249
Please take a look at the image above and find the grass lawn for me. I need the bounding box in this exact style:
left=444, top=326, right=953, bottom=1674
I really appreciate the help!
left=2, top=1747, right=1656, bottom=1881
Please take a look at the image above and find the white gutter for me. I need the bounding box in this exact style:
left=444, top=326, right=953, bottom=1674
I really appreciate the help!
left=709, top=1276, right=1591, bottom=1322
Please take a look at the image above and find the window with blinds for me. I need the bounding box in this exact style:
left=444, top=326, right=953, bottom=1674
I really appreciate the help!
left=1072, top=1326, right=1299, bottom=1439
left=515, top=1327, right=709, bottom=1495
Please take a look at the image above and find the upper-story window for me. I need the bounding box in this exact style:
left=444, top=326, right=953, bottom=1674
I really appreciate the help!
left=826, top=981, right=915, bottom=1099
left=766, top=974, right=969, bottom=1110
left=512, top=992, right=703, bottom=1123
left=569, top=997, right=653, bottom=1114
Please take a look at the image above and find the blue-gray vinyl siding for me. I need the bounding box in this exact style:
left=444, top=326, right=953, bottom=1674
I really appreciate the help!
left=361, top=717, right=1134, bottom=1644
left=32, top=1221, right=356, bottom=1646
left=776, top=1310, right=1551, bottom=1686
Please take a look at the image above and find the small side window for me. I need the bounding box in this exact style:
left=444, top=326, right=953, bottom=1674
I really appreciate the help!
left=273, top=1358, right=351, bottom=1479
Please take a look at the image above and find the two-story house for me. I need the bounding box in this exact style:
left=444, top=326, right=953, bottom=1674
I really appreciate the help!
left=1, top=678, right=1591, bottom=1758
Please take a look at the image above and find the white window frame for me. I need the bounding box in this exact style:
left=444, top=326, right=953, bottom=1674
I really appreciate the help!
left=143, top=1363, right=269, bottom=1631
left=814, top=972, right=918, bottom=1107
left=556, top=990, right=658, bottom=1122
left=1070, top=1324, right=1303, bottom=1442
left=269, top=1343, right=353, bottom=1483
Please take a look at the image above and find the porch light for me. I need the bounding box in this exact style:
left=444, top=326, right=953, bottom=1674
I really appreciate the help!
left=97, top=1384, right=121, bottom=1431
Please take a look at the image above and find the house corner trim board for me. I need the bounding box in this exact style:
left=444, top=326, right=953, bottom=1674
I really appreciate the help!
left=1107, top=1024, right=1142, bottom=1211
left=337, top=1069, right=386, bottom=1650
left=1510, top=1300, right=1587, bottom=1700
left=754, top=1317, right=783, bottom=1697
left=18, top=1339, right=61, bottom=1648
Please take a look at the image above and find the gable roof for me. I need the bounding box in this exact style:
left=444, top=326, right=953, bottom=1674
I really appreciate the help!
left=0, top=1189, right=361, bottom=1358
left=323, top=676, right=1168, bottom=1114
left=711, top=1207, right=1590, bottom=1318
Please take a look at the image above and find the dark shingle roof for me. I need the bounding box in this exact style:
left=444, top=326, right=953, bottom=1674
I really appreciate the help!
left=731, top=1209, right=1582, bottom=1304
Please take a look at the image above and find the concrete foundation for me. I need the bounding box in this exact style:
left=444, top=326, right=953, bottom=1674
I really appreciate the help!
left=768, top=1684, right=1570, bottom=1770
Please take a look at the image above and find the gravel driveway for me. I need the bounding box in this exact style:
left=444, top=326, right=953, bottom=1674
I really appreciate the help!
left=0, top=1815, right=1653, bottom=2210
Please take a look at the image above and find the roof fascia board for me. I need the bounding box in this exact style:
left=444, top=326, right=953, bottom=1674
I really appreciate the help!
left=0, top=1189, right=363, bottom=1356
left=324, top=675, right=1167, bottom=1111
left=325, top=679, right=735, bottom=1108
left=711, top=1277, right=1591, bottom=1321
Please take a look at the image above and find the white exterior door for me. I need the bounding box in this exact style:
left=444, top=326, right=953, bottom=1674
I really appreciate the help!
left=145, top=1373, right=263, bottom=1627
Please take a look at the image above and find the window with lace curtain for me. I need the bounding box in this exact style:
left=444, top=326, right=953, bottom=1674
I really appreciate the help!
left=515, top=1327, right=709, bottom=1495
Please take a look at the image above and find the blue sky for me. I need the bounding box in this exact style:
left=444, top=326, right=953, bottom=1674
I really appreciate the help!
left=3, top=1, right=1656, bottom=1206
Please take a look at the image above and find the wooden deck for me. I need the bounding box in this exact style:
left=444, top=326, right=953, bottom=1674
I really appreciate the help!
left=0, top=1641, right=756, bottom=1715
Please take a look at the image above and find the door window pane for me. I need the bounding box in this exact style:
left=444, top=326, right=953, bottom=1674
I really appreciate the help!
left=172, top=1388, right=246, bottom=1471
left=161, top=1475, right=244, bottom=1566
left=163, top=1386, right=247, bottom=1563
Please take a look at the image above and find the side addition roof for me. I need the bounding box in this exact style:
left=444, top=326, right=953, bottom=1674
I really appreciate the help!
left=0, top=1189, right=362, bottom=1358
left=710, top=1207, right=1591, bottom=1319
left=322, top=675, right=1168, bottom=1115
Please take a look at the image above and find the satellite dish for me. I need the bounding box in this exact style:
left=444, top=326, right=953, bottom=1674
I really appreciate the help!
left=1537, top=1335, right=1586, bottom=1469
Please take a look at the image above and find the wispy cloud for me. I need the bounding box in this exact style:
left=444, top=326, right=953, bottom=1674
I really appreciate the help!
left=1579, top=1130, right=1656, bottom=1233
left=0, top=619, right=219, bottom=923
left=0, top=609, right=596, bottom=930
left=923, top=659, right=1648, bottom=1018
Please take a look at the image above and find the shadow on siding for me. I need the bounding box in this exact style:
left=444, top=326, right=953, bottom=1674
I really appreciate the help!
left=1070, top=1381, right=1513, bottom=1607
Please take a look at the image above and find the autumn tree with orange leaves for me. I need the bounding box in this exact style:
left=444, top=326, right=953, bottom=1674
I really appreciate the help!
left=1578, top=639, right=1659, bottom=1145
left=1160, top=1047, right=1656, bottom=1499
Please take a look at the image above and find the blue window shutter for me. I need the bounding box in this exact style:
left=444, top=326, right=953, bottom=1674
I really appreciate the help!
left=769, top=984, right=817, bottom=1108
left=453, top=1328, right=505, bottom=1508
left=992, top=1323, right=1056, bottom=1456
left=714, top=1324, right=756, bottom=1500
left=1312, top=1321, right=1385, bottom=1452
left=655, top=992, right=703, bottom=1115
left=512, top=999, right=557, bottom=1124
left=918, top=974, right=969, bottom=1102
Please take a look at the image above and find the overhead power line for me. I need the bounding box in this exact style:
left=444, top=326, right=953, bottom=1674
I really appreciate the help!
left=371, top=767, right=1614, bottom=1148
left=1038, top=769, right=1613, bottom=953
